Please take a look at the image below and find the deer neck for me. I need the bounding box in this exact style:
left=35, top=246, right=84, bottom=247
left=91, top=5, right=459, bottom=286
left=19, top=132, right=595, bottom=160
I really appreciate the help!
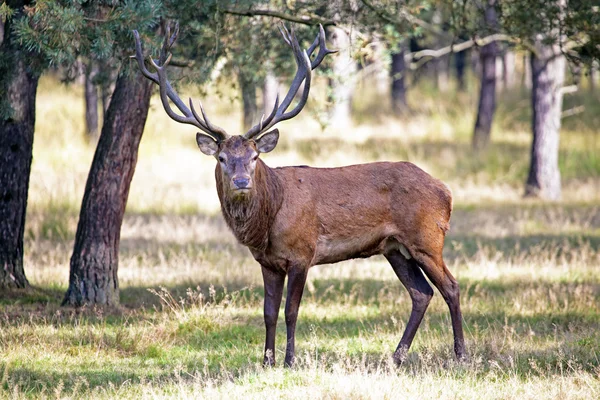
left=216, top=160, right=284, bottom=251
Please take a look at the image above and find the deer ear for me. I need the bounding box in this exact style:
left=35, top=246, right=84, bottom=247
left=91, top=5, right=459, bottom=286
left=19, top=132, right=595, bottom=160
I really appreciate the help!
left=255, top=129, right=279, bottom=153
left=196, top=133, right=218, bottom=156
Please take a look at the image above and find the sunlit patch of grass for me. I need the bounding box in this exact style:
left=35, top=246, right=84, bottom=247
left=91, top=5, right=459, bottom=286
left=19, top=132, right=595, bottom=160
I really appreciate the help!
left=3, top=199, right=599, bottom=398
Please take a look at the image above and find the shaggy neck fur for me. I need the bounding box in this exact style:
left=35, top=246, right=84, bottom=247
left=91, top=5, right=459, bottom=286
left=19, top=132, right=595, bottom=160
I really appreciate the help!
left=216, top=160, right=284, bottom=251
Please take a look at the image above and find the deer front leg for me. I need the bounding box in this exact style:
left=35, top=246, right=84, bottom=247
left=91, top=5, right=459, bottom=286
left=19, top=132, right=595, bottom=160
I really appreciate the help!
left=284, top=266, right=309, bottom=368
left=261, top=266, right=285, bottom=367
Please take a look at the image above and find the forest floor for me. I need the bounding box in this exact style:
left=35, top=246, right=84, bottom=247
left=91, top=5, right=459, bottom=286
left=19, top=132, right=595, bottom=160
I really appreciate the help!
left=1, top=76, right=599, bottom=399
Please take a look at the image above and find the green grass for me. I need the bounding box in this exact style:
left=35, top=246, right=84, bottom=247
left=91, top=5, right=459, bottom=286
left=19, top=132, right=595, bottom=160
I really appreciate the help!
left=2, top=73, right=600, bottom=398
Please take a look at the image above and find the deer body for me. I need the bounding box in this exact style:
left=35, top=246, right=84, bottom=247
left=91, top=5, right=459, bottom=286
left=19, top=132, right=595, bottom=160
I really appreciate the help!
left=219, top=160, right=451, bottom=269
left=134, top=24, right=465, bottom=368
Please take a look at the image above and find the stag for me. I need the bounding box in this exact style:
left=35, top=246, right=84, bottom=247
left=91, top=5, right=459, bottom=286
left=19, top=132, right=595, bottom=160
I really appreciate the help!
left=133, top=24, right=466, bottom=367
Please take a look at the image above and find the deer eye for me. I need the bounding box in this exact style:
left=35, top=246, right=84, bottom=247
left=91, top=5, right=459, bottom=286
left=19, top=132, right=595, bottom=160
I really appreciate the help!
left=218, top=156, right=226, bottom=163
left=252, top=154, right=259, bottom=161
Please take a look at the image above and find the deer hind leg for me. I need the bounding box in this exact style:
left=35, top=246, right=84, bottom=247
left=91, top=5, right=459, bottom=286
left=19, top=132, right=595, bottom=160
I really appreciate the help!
left=261, top=266, right=285, bottom=367
left=413, top=251, right=466, bottom=361
left=284, top=266, right=309, bottom=368
left=385, top=250, right=434, bottom=365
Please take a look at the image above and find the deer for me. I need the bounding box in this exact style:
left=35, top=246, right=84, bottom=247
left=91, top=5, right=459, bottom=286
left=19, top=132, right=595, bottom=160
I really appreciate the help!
left=133, top=23, right=466, bottom=368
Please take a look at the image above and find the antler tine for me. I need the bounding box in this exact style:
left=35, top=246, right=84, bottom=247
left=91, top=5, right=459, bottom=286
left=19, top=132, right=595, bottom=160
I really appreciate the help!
left=133, top=25, right=228, bottom=142
left=244, top=94, right=279, bottom=139
left=307, top=35, right=319, bottom=57
left=310, top=24, right=338, bottom=69
left=275, top=29, right=309, bottom=117
left=133, top=30, right=159, bottom=84
left=277, top=24, right=293, bottom=46
left=193, top=100, right=229, bottom=138
left=243, top=24, right=334, bottom=140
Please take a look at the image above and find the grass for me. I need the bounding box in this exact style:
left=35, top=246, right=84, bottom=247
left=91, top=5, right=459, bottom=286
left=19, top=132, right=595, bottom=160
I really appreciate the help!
left=1, top=71, right=599, bottom=398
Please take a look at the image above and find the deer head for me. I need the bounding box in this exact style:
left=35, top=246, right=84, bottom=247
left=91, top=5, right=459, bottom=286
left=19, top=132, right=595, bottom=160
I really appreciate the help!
left=133, top=23, right=335, bottom=198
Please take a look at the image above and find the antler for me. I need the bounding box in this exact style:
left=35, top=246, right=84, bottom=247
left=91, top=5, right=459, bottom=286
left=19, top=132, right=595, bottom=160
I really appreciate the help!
left=243, top=24, right=337, bottom=140
left=133, top=23, right=229, bottom=142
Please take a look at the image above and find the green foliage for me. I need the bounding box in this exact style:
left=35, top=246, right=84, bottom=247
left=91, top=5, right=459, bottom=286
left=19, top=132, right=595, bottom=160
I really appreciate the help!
left=0, top=2, right=15, bottom=22
left=12, top=0, right=164, bottom=76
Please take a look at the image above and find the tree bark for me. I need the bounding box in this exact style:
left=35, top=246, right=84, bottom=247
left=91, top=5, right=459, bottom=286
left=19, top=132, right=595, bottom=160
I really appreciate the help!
left=62, top=67, right=152, bottom=306
left=455, top=49, right=467, bottom=91
left=0, top=7, right=38, bottom=289
left=327, top=26, right=356, bottom=127
left=239, top=72, right=258, bottom=131
left=524, top=39, right=566, bottom=200
left=390, top=42, right=408, bottom=114
left=472, top=0, right=498, bottom=150
left=84, top=61, right=99, bottom=139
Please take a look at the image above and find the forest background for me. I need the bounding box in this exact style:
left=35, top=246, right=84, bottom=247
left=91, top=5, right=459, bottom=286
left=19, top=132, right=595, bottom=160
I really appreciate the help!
left=0, top=1, right=599, bottom=398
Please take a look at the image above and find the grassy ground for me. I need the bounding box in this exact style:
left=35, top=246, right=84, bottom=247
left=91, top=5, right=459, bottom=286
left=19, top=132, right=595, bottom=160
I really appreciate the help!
left=1, top=73, right=599, bottom=398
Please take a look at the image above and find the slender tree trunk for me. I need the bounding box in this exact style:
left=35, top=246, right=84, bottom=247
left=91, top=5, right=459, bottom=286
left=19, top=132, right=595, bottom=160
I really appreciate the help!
left=262, top=68, right=279, bottom=115
left=239, top=72, right=258, bottom=131
left=84, top=61, right=99, bottom=139
left=327, top=26, right=356, bottom=127
left=455, top=49, right=467, bottom=91
left=502, top=50, right=516, bottom=90
left=523, top=53, right=532, bottom=89
left=432, top=10, right=450, bottom=92
left=0, top=8, right=38, bottom=289
left=62, top=67, right=152, bottom=307
left=390, top=42, right=408, bottom=114
left=589, top=62, right=598, bottom=92
left=524, top=39, right=566, bottom=200
left=472, top=0, right=498, bottom=149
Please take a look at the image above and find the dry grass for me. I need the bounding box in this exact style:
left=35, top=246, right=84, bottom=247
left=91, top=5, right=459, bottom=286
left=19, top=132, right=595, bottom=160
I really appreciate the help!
left=1, top=75, right=599, bottom=398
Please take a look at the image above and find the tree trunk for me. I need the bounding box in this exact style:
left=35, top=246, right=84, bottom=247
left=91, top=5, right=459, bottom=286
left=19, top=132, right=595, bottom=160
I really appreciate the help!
left=455, top=49, right=467, bottom=91
left=432, top=10, right=450, bottom=92
left=589, top=62, right=598, bottom=92
left=390, top=42, right=408, bottom=114
left=262, top=68, right=279, bottom=116
left=327, top=26, right=356, bottom=127
left=472, top=0, right=498, bottom=150
left=524, top=40, right=566, bottom=200
left=239, top=73, right=258, bottom=131
left=523, top=53, right=532, bottom=89
left=62, top=67, right=152, bottom=307
left=84, top=61, right=99, bottom=139
left=502, top=50, right=516, bottom=90
left=0, top=9, right=38, bottom=289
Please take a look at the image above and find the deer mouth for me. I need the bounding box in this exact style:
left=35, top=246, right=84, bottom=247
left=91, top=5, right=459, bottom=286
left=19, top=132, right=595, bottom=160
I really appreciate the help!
left=231, top=187, right=253, bottom=196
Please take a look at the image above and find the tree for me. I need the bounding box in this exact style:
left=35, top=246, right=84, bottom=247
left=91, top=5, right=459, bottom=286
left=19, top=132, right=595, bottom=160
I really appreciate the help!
left=524, top=32, right=566, bottom=200
left=84, top=60, right=100, bottom=139
left=63, top=66, right=152, bottom=306
left=390, top=41, right=408, bottom=114
left=328, top=25, right=356, bottom=127
left=239, top=71, right=259, bottom=131
left=0, top=1, right=39, bottom=289
left=472, top=0, right=499, bottom=150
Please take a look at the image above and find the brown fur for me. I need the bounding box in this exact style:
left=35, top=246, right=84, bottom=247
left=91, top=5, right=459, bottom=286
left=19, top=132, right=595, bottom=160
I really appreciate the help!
left=216, top=159, right=283, bottom=251
left=212, top=135, right=464, bottom=367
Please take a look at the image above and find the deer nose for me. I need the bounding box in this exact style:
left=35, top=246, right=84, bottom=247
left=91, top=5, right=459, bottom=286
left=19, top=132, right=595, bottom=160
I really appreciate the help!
left=233, top=177, right=250, bottom=189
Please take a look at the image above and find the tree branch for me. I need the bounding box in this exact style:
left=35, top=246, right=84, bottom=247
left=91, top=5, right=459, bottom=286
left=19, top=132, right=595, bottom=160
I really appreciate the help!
left=359, top=0, right=448, bottom=39
left=221, top=8, right=336, bottom=26
left=406, top=34, right=518, bottom=70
